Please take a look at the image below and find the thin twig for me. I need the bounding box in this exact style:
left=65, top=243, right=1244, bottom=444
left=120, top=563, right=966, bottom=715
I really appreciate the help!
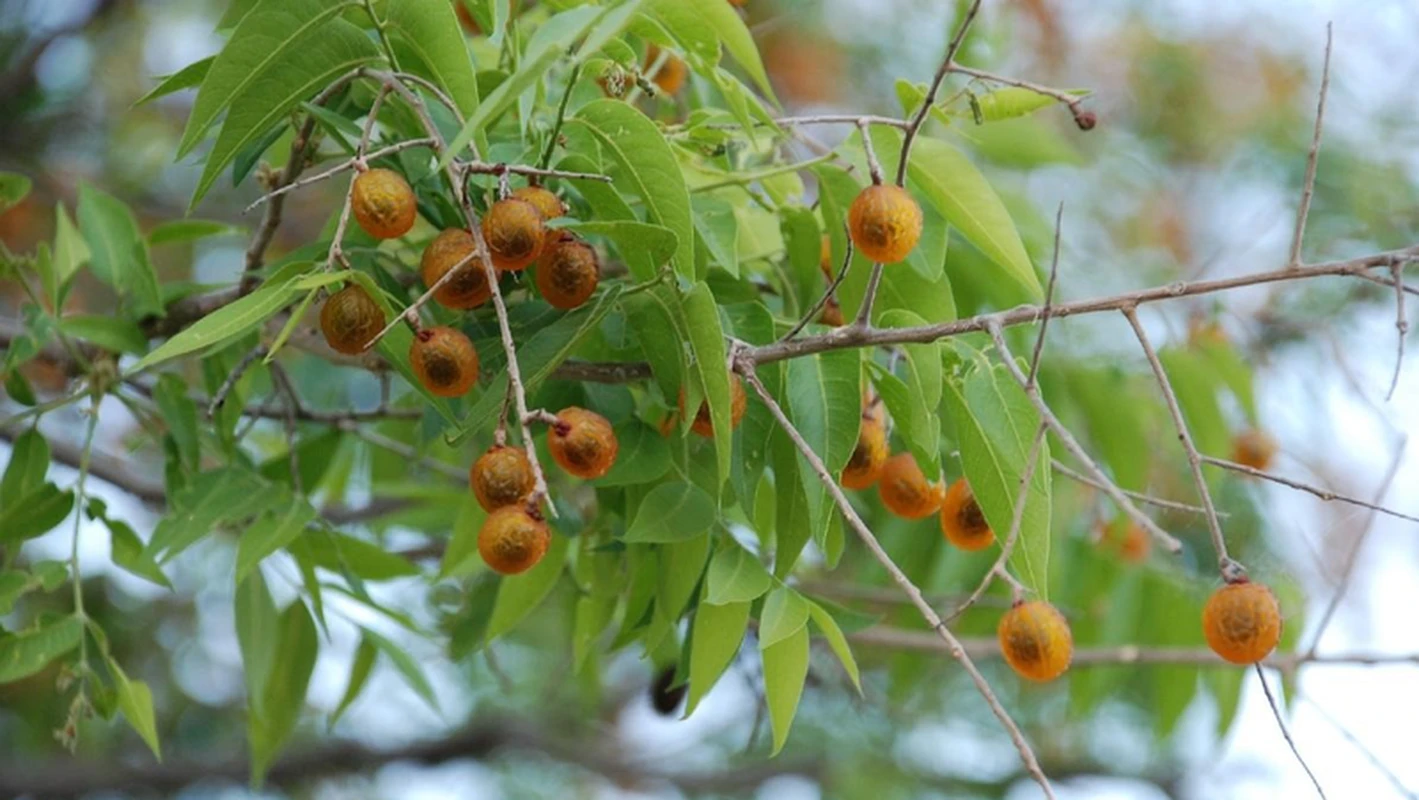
left=945, top=422, right=1047, bottom=623
left=1304, top=437, right=1406, bottom=657
left=858, top=119, right=884, bottom=185
left=984, top=320, right=1183, bottom=553
left=734, top=362, right=1057, bottom=800
left=782, top=232, right=855, bottom=342
left=1256, top=664, right=1329, bottom=799
left=895, top=0, right=984, bottom=185
left=1050, top=460, right=1216, bottom=517
left=853, top=262, right=884, bottom=328
left=243, top=138, right=436, bottom=213
left=207, top=345, right=268, bottom=418
left=946, top=63, right=1094, bottom=129
left=1386, top=262, right=1409, bottom=401
left=539, top=63, right=582, bottom=170
left=1302, top=696, right=1419, bottom=800
left=323, top=83, right=392, bottom=273
left=341, top=423, right=466, bottom=482
left=1120, top=306, right=1235, bottom=577
left=1028, top=204, right=1064, bottom=386
left=1201, top=455, right=1419, bottom=525
left=270, top=363, right=305, bottom=495
left=461, top=160, right=611, bottom=183
left=1288, top=22, right=1333, bottom=268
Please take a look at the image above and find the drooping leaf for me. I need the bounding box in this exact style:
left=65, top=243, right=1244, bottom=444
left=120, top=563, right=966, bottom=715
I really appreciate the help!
left=0, top=484, right=75, bottom=545
left=684, top=598, right=749, bottom=716
left=329, top=636, right=377, bottom=727
left=0, top=427, right=49, bottom=507
left=758, top=586, right=809, bottom=648
left=0, top=616, right=84, bottom=684
left=135, top=56, right=214, bottom=107
left=808, top=600, right=861, bottom=692
left=761, top=623, right=809, bottom=755
left=683, top=282, right=732, bottom=486
left=249, top=600, right=318, bottom=784
left=235, top=497, right=318, bottom=583
left=484, top=533, right=570, bottom=641
left=0, top=172, right=32, bottom=213
left=109, top=659, right=162, bottom=759
left=77, top=184, right=163, bottom=316
left=625, top=482, right=717, bottom=543
left=704, top=538, right=772, bottom=605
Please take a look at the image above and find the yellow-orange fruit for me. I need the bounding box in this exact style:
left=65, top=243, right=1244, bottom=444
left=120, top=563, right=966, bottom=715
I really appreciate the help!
left=1202, top=581, right=1282, bottom=665
left=877, top=453, right=944, bottom=519
left=841, top=419, right=888, bottom=490
left=998, top=601, right=1073, bottom=682
left=940, top=478, right=995, bottom=552
left=420, top=228, right=493, bottom=310
left=548, top=407, right=619, bottom=479
left=512, top=185, right=566, bottom=224
left=1101, top=521, right=1151, bottom=564
left=819, top=234, right=834, bottom=278
left=351, top=168, right=417, bottom=240
left=848, top=184, right=923, bottom=264
left=482, top=198, right=546, bottom=271
left=319, top=284, right=385, bottom=355
left=409, top=326, right=479, bottom=398
left=644, top=44, right=688, bottom=95
left=679, top=374, right=748, bottom=438
left=535, top=232, right=600, bottom=310
left=478, top=506, right=550, bottom=575
left=470, top=445, right=536, bottom=512
left=1231, top=429, right=1278, bottom=471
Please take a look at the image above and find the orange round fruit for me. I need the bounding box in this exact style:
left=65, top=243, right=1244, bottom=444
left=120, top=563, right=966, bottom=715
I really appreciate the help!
left=841, top=419, right=888, bottom=490
left=535, top=232, right=600, bottom=310
left=421, top=228, right=493, bottom=310
left=644, top=44, right=688, bottom=95
left=319, top=284, right=385, bottom=355
left=1231, top=429, right=1278, bottom=471
left=548, top=407, right=619, bottom=479
left=848, top=184, right=923, bottom=264
left=512, top=185, right=566, bottom=224
left=470, top=445, right=536, bottom=512
left=941, top=478, right=995, bottom=552
left=409, top=326, right=479, bottom=398
left=1202, top=581, right=1282, bottom=665
left=998, top=601, right=1073, bottom=682
left=478, top=506, right=550, bottom=575
left=351, top=168, right=417, bottom=240
left=482, top=197, right=546, bottom=272
left=679, top=374, right=748, bottom=438
left=877, top=453, right=944, bottom=519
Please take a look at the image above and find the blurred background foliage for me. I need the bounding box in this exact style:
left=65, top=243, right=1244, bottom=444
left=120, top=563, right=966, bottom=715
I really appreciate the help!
left=1, top=1, right=1417, bottom=799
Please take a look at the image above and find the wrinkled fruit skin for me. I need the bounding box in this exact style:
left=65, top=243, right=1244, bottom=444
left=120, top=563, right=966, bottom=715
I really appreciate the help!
left=482, top=197, right=545, bottom=271
left=941, top=478, right=995, bottom=551
left=1231, top=429, right=1278, bottom=471
left=999, top=601, right=1073, bottom=682
left=841, top=418, right=888, bottom=490
left=421, top=228, right=493, bottom=310
left=478, top=506, right=550, bottom=575
left=549, top=407, right=619, bottom=479
left=877, top=453, right=944, bottom=519
left=679, top=374, right=748, bottom=438
left=352, top=168, right=417, bottom=240
left=1202, top=581, right=1282, bottom=665
left=319, top=284, right=384, bottom=355
left=470, top=445, right=536, bottom=512
left=535, top=233, right=600, bottom=310
left=848, top=184, right=923, bottom=264
left=512, top=185, right=566, bottom=226
left=645, top=44, right=688, bottom=95
left=409, top=326, right=479, bottom=398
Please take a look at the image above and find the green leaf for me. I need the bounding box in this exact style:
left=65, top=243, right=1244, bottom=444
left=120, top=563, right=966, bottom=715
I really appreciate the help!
left=135, top=56, right=214, bottom=107
left=704, top=538, right=772, bottom=605
left=177, top=0, right=353, bottom=159
left=692, top=194, right=739, bottom=277
left=655, top=531, right=712, bottom=621
left=129, top=262, right=309, bottom=373
left=1, top=427, right=49, bottom=507
left=329, top=636, right=376, bottom=727
left=148, top=219, right=244, bottom=246
left=684, top=598, right=748, bottom=716
left=973, top=87, right=1067, bottom=122
left=557, top=220, right=678, bottom=283
left=57, top=315, right=148, bottom=356
left=289, top=530, right=421, bottom=581
left=77, top=184, right=163, bottom=316
left=0, top=616, right=84, bottom=684
left=362, top=628, right=440, bottom=713
left=807, top=600, right=860, bottom=691
left=0, top=172, right=31, bottom=213
left=568, top=100, right=695, bottom=278
left=109, top=659, right=162, bottom=759
left=647, top=0, right=775, bottom=102
left=148, top=469, right=281, bottom=562
left=0, top=572, right=40, bottom=616
left=235, top=497, right=318, bottom=584
left=758, top=586, right=809, bottom=648
left=872, top=310, right=942, bottom=480
left=595, top=421, right=671, bottom=487
left=249, top=600, right=318, bottom=784
left=867, top=129, right=1040, bottom=299
left=235, top=570, right=279, bottom=707
left=193, top=18, right=379, bottom=208
left=786, top=348, right=860, bottom=545
left=761, top=623, right=809, bottom=755
left=943, top=354, right=1052, bottom=599
left=103, top=517, right=172, bottom=589
left=1159, top=347, right=1230, bottom=464
left=625, top=482, right=717, bottom=543
left=683, top=282, right=731, bottom=486
left=51, top=203, right=89, bottom=303
left=621, top=286, right=685, bottom=400
left=386, top=0, right=481, bottom=119
left=484, top=533, right=569, bottom=641
left=0, top=484, right=75, bottom=545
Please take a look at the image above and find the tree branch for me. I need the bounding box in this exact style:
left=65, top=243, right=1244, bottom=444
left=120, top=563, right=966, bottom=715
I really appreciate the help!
left=896, top=0, right=984, bottom=185
left=1288, top=22, right=1333, bottom=268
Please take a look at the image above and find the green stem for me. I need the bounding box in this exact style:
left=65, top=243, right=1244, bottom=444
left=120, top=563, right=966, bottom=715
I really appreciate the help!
left=362, top=0, right=399, bottom=66
left=539, top=63, right=582, bottom=171
left=70, top=397, right=100, bottom=672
